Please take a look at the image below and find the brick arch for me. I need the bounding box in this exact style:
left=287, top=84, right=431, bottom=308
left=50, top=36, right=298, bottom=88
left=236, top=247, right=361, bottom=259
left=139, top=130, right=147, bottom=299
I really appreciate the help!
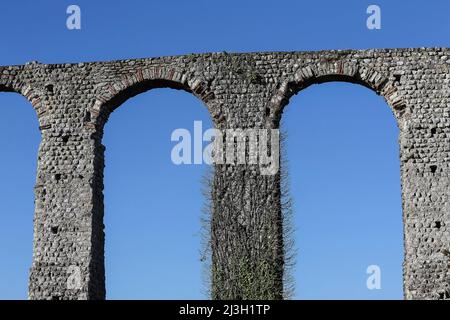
left=268, top=62, right=408, bottom=127
left=84, top=65, right=218, bottom=300
left=0, top=77, right=46, bottom=129
left=88, top=66, right=217, bottom=133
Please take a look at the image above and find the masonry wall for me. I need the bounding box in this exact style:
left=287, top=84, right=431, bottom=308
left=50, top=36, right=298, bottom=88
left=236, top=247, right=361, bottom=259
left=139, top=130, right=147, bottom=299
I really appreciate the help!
left=0, top=48, right=448, bottom=299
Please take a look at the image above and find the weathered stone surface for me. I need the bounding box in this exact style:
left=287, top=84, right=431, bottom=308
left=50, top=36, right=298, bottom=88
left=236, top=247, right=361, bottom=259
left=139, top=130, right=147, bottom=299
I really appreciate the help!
left=0, top=48, right=449, bottom=300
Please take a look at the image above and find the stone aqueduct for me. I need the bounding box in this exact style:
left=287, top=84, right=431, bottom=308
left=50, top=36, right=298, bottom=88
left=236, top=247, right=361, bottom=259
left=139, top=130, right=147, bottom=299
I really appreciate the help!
left=0, top=48, right=449, bottom=300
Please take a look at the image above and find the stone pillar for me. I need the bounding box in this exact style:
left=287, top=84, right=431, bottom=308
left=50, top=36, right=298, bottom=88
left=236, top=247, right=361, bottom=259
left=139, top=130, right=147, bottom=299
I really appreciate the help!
left=209, top=81, right=285, bottom=299
left=400, top=65, right=450, bottom=299
left=401, top=129, right=450, bottom=299
left=211, top=165, right=284, bottom=299
left=28, top=98, right=105, bottom=299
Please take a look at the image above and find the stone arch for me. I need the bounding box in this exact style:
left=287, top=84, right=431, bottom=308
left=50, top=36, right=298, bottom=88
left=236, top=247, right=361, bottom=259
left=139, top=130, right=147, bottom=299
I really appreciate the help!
left=0, top=75, right=46, bottom=130
left=88, top=66, right=217, bottom=134
left=0, top=68, right=45, bottom=118
left=267, top=62, right=408, bottom=128
left=84, top=65, right=218, bottom=299
left=0, top=73, right=42, bottom=299
left=270, top=60, right=408, bottom=298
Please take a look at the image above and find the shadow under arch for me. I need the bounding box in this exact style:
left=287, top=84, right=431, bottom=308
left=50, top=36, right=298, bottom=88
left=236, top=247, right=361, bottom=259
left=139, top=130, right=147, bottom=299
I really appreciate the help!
left=0, top=90, right=41, bottom=299
left=279, top=75, right=404, bottom=298
left=90, top=67, right=215, bottom=299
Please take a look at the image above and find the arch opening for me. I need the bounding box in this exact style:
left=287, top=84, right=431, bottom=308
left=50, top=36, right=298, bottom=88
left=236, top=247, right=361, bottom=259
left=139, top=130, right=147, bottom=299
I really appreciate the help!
left=102, top=85, right=214, bottom=299
left=0, top=92, right=40, bottom=299
left=281, top=81, right=404, bottom=299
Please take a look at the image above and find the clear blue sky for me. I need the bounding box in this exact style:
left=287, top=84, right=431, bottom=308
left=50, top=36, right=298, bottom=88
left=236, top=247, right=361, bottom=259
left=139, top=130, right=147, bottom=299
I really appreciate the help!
left=0, top=0, right=448, bottom=300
